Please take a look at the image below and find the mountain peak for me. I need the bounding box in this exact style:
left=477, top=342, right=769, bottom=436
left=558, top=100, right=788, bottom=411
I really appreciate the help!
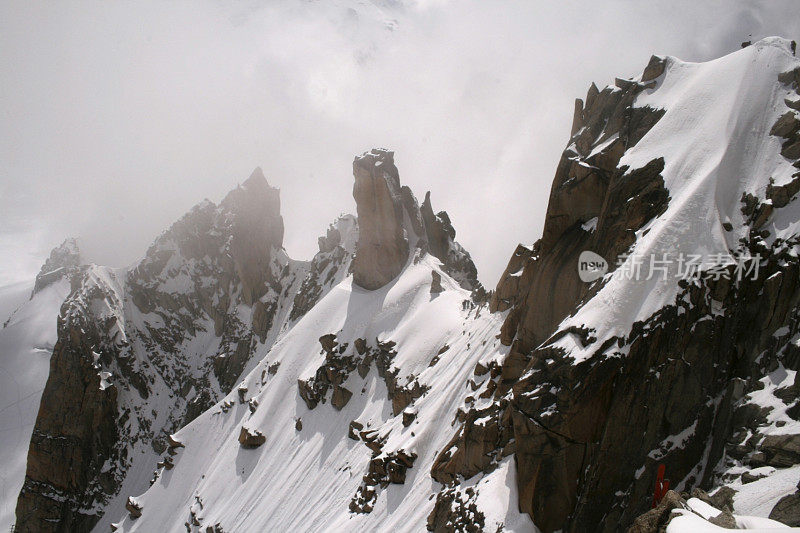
left=242, top=166, right=270, bottom=188
left=31, top=237, right=83, bottom=296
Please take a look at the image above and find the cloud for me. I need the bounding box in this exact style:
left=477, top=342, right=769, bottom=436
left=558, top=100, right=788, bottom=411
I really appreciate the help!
left=1, top=0, right=798, bottom=286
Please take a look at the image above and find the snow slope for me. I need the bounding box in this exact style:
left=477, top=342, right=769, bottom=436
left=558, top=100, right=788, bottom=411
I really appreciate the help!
left=665, top=496, right=795, bottom=532
left=0, top=281, right=30, bottom=327
left=556, top=37, right=800, bottom=361
left=107, top=38, right=800, bottom=532
left=0, top=279, right=69, bottom=531
left=112, top=255, right=533, bottom=532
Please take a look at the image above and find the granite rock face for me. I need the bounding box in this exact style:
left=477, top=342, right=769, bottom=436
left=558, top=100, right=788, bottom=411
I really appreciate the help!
left=433, top=54, right=800, bottom=532
left=14, top=275, right=120, bottom=532
left=490, top=74, right=667, bottom=353
left=351, top=148, right=481, bottom=293
left=351, top=149, right=409, bottom=290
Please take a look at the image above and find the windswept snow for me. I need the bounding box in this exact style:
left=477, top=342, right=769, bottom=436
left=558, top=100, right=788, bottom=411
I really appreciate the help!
left=112, top=256, right=533, bottom=532
left=667, top=509, right=792, bottom=532
left=0, top=279, right=70, bottom=531
left=731, top=464, right=800, bottom=518
left=560, top=37, right=800, bottom=362
left=0, top=281, right=30, bottom=327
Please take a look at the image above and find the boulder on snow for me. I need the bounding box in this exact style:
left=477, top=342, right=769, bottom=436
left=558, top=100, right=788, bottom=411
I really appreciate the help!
left=741, top=470, right=767, bottom=484
left=782, top=140, right=800, bottom=160
left=298, top=379, right=320, bottom=410
left=693, top=486, right=735, bottom=513
left=707, top=508, right=737, bottom=528
left=126, top=497, right=143, bottom=519
left=157, top=455, right=174, bottom=470
left=319, top=334, right=337, bottom=353
left=430, top=271, right=444, bottom=294
left=626, top=490, right=686, bottom=533
left=354, top=338, right=367, bottom=355
left=348, top=420, right=364, bottom=440
left=769, top=492, right=800, bottom=526
left=770, top=110, right=800, bottom=138
left=761, top=434, right=800, bottom=467
left=766, top=175, right=800, bottom=208
left=778, top=66, right=800, bottom=88
left=238, top=426, right=266, bottom=448
left=331, top=386, right=353, bottom=410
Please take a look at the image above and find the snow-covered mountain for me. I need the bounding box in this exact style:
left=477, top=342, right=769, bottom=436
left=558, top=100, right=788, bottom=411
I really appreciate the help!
left=5, top=36, right=800, bottom=533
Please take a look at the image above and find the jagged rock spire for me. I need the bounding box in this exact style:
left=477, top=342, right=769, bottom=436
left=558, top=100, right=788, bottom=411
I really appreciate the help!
left=351, top=148, right=482, bottom=292
left=351, top=149, right=411, bottom=290
left=219, top=167, right=285, bottom=305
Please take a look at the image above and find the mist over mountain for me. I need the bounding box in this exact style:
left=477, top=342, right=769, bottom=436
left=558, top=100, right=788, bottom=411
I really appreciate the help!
left=2, top=0, right=800, bottom=287
left=4, top=3, right=800, bottom=533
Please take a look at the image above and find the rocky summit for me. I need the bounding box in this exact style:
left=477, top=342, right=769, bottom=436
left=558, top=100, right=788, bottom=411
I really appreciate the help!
left=3, top=37, right=800, bottom=533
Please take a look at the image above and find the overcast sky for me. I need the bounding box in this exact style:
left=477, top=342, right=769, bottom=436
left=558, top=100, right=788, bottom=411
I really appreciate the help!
left=1, top=0, right=799, bottom=288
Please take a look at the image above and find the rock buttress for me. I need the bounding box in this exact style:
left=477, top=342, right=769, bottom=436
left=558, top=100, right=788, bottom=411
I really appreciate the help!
left=351, top=148, right=483, bottom=293
left=351, top=148, right=410, bottom=290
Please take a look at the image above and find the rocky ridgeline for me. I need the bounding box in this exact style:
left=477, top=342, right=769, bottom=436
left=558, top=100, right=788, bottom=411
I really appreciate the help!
left=429, top=60, right=800, bottom=532
left=30, top=237, right=83, bottom=296
left=14, top=170, right=358, bottom=532
left=13, top=46, right=800, bottom=533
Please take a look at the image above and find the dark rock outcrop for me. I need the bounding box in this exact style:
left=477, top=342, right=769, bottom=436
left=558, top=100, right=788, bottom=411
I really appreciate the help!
left=427, top=486, right=485, bottom=532
left=238, top=426, right=267, bottom=448
left=437, top=56, right=800, bottom=533
left=761, top=434, right=800, bottom=467
left=351, top=149, right=410, bottom=290
left=770, top=489, right=800, bottom=526
left=420, top=192, right=480, bottom=291
left=351, top=148, right=482, bottom=293
left=350, top=449, right=417, bottom=513
left=31, top=238, right=83, bottom=296
left=125, top=497, right=143, bottom=519
left=430, top=270, right=444, bottom=294
left=626, top=490, right=686, bottom=533
left=490, top=71, right=667, bottom=353
left=14, top=276, right=120, bottom=532
left=289, top=215, right=357, bottom=323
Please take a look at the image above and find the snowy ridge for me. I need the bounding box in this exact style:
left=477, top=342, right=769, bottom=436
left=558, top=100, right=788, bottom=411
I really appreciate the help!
left=554, top=37, right=800, bottom=362
left=12, top=172, right=364, bottom=532
left=112, top=255, right=532, bottom=532
left=8, top=37, right=800, bottom=532
left=88, top=212, right=359, bottom=532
